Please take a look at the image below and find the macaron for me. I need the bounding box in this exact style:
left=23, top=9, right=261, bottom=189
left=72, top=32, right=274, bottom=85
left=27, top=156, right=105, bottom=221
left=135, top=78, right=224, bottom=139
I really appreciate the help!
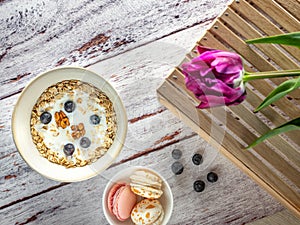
left=131, top=199, right=164, bottom=225
left=130, top=170, right=163, bottom=199
left=107, top=183, right=137, bottom=221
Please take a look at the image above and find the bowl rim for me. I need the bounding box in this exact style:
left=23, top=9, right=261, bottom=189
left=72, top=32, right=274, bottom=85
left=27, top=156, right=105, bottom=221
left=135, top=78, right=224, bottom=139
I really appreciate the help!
left=102, top=166, right=174, bottom=225
left=11, top=66, right=128, bottom=182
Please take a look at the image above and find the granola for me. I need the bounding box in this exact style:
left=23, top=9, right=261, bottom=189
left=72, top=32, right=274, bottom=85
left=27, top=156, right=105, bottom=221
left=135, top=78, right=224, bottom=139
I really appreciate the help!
left=30, top=80, right=117, bottom=168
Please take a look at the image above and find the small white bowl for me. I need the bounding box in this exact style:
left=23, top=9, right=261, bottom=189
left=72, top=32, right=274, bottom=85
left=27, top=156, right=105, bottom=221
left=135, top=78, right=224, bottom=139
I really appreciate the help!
left=102, top=166, right=173, bottom=225
left=12, top=66, right=127, bottom=182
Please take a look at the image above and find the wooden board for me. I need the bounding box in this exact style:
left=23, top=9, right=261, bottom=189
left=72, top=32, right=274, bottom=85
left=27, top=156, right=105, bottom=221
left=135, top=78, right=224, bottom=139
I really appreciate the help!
left=157, top=0, right=300, bottom=217
left=246, top=209, right=300, bottom=225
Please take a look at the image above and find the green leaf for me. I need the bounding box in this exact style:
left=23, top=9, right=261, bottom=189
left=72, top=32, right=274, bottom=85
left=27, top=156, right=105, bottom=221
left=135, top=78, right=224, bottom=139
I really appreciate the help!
left=254, top=77, right=300, bottom=112
left=246, top=32, right=300, bottom=48
left=246, top=117, right=300, bottom=149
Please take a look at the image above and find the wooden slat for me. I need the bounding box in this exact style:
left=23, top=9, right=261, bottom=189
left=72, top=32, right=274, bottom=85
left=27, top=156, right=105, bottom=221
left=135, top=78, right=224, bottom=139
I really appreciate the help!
left=221, top=7, right=299, bottom=70
left=211, top=20, right=276, bottom=72
left=246, top=209, right=300, bottom=225
left=229, top=105, right=300, bottom=167
left=273, top=0, right=300, bottom=20
left=157, top=0, right=300, bottom=218
left=244, top=89, right=300, bottom=146
left=230, top=0, right=300, bottom=59
left=249, top=0, right=300, bottom=32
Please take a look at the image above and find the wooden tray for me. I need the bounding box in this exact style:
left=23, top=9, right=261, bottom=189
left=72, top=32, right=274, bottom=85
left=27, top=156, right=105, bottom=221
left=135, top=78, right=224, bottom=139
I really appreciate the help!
left=157, top=0, right=300, bottom=217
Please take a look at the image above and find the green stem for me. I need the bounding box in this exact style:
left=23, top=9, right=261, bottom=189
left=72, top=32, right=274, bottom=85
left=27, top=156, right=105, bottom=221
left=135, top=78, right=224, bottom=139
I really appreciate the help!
left=243, top=70, right=300, bottom=82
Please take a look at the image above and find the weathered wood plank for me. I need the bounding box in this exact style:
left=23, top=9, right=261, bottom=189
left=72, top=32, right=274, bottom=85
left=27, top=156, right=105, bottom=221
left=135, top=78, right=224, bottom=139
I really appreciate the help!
left=0, top=107, right=195, bottom=208
left=0, top=0, right=230, bottom=98
left=0, top=135, right=283, bottom=225
left=0, top=0, right=296, bottom=223
left=0, top=24, right=204, bottom=207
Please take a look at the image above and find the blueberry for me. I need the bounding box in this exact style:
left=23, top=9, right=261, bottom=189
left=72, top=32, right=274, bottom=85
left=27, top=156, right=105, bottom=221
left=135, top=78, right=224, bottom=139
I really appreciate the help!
left=192, top=153, right=203, bottom=165
left=194, top=180, right=205, bottom=192
left=171, top=149, right=182, bottom=160
left=40, top=112, right=52, bottom=124
left=207, top=172, right=218, bottom=183
left=64, top=100, right=76, bottom=113
left=63, top=143, right=75, bottom=156
left=90, top=114, right=100, bottom=125
left=171, top=161, right=184, bottom=175
left=80, top=137, right=91, bottom=148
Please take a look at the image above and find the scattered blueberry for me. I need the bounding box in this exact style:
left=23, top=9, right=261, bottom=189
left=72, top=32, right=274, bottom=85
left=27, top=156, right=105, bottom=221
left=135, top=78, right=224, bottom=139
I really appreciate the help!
left=172, top=149, right=182, bottom=160
left=80, top=137, right=91, bottom=148
left=40, top=112, right=52, bottom=124
left=64, top=100, right=76, bottom=113
left=171, top=161, right=184, bottom=175
left=194, top=180, right=205, bottom=192
left=63, top=143, right=75, bottom=156
left=192, top=153, right=203, bottom=165
left=207, top=172, right=218, bottom=183
left=90, top=114, right=101, bottom=125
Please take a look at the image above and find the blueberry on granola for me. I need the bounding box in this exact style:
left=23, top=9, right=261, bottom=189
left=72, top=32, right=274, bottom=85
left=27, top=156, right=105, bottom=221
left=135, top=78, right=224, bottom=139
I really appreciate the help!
left=64, top=100, right=76, bottom=113
left=63, top=143, right=75, bottom=156
left=80, top=137, right=91, bottom=148
left=40, top=112, right=52, bottom=124
left=90, top=114, right=100, bottom=125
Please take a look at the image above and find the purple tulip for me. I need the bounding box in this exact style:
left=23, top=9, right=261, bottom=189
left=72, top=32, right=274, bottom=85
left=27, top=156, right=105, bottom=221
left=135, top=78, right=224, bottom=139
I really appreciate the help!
left=181, top=46, right=246, bottom=109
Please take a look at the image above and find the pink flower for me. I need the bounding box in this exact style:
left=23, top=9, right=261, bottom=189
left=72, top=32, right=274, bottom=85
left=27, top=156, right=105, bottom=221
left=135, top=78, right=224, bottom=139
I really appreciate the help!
left=181, top=46, right=246, bottom=109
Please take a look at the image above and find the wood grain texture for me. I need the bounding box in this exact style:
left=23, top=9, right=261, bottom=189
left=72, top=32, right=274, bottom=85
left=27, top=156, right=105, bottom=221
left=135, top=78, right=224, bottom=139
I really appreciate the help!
left=0, top=0, right=229, bottom=99
left=231, top=0, right=300, bottom=59
left=246, top=210, right=300, bottom=225
left=0, top=22, right=283, bottom=225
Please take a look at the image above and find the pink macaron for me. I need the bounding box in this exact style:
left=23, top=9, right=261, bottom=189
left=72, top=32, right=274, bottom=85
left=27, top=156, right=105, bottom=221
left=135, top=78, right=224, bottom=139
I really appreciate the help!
left=107, top=183, right=137, bottom=221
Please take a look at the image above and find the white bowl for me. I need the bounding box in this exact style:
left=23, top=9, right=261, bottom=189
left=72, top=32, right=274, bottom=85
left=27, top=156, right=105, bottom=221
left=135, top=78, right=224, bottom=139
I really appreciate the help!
left=12, top=66, right=127, bottom=182
left=102, top=166, right=173, bottom=225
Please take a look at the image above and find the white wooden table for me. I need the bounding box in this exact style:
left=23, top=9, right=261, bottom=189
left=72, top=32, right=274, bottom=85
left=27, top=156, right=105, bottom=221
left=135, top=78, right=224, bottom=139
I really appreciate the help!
left=0, top=1, right=298, bottom=224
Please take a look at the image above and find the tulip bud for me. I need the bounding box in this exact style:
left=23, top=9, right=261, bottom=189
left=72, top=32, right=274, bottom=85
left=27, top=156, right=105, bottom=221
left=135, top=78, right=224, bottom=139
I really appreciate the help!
left=182, top=46, right=246, bottom=109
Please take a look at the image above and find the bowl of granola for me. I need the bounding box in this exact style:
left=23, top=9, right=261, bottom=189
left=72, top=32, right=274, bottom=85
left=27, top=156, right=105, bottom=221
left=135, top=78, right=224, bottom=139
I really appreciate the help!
left=12, top=67, right=127, bottom=182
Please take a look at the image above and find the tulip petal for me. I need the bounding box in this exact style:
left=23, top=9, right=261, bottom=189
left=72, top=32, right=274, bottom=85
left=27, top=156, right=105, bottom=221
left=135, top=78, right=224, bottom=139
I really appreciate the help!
left=211, top=56, right=243, bottom=74
left=196, top=45, right=216, bottom=54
